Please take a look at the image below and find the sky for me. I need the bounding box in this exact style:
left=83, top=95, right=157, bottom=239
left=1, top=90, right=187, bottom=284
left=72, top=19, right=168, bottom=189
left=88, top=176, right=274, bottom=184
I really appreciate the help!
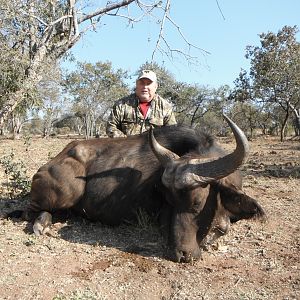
left=67, top=0, right=300, bottom=89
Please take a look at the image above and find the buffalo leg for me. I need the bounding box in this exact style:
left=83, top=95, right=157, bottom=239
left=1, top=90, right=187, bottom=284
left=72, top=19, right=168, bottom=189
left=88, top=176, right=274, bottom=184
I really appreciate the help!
left=32, top=211, right=52, bottom=236
left=28, top=157, right=86, bottom=235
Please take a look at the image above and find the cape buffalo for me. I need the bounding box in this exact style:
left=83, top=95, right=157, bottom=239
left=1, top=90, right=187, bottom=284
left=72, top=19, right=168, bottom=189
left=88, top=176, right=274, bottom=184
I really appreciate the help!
left=14, top=115, right=265, bottom=262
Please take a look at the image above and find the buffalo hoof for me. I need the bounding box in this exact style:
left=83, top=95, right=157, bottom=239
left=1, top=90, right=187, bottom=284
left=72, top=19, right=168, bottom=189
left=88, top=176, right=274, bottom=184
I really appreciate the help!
left=169, top=248, right=202, bottom=263
left=33, top=211, right=52, bottom=236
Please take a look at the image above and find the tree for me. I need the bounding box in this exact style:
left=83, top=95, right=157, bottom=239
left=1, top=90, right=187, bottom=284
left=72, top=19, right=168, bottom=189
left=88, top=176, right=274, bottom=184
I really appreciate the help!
left=37, top=66, right=65, bottom=137
left=0, top=0, right=205, bottom=131
left=64, top=61, right=129, bottom=138
left=230, top=102, right=261, bottom=139
left=245, top=26, right=300, bottom=141
left=174, top=84, right=230, bottom=128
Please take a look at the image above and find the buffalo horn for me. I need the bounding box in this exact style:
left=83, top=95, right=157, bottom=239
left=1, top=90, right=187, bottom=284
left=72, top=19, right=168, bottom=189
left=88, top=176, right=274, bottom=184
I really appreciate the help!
left=149, top=126, right=179, bottom=167
left=178, top=114, right=250, bottom=185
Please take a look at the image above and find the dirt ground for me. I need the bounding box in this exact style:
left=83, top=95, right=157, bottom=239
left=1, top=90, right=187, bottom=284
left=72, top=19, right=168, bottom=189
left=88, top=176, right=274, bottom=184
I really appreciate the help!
left=0, top=134, right=299, bottom=300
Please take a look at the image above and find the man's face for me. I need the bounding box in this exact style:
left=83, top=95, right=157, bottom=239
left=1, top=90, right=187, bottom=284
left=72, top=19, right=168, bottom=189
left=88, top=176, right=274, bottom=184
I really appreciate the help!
left=136, top=78, right=158, bottom=103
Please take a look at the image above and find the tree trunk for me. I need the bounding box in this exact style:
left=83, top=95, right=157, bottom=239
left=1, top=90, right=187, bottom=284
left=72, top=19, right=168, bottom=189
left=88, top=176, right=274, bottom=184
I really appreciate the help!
left=250, top=126, right=253, bottom=139
left=12, top=114, right=22, bottom=140
left=293, top=111, right=300, bottom=136
left=0, top=89, right=27, bottom=132
left=280, top=111, right=289, bottom=142
left=0, top=45, right=47, bottom=131
left=190, top=106, right=199, bottom=127
left=286, top=102, right=300, bottom=137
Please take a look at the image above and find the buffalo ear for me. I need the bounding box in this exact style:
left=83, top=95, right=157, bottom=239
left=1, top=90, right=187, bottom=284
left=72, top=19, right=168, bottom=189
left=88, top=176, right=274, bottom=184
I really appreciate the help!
left=219, top=184, right=266, bottom=222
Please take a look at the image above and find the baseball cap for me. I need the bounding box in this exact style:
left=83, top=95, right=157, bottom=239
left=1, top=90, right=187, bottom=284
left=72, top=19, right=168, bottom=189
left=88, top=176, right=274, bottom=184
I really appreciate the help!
left=137, top=70, right=157, bottom=83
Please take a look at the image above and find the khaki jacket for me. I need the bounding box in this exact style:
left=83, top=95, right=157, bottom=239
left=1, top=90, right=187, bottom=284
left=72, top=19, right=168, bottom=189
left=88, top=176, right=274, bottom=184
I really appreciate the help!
left=106, top=94, right=177, bottom=138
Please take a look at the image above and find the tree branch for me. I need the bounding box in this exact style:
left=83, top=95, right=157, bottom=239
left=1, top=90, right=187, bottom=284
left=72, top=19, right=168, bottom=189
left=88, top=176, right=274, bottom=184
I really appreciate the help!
left=151, top=0, right=170, bottom=62
left=78, top=0, right=136, bottom=23
left=166, top=15, right=210, bottom=55
left=151, top=0, right=210, bottom=64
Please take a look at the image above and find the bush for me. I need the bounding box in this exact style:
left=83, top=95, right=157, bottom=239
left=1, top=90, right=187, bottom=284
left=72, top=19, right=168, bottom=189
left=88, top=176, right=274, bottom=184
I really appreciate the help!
left=0, top=151, right=31, bottom=199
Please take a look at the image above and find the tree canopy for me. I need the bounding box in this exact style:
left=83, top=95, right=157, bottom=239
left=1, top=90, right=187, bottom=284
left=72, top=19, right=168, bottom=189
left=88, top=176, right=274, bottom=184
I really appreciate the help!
left=230, top=25, right=300, bottom=140
left=64, top=61, right=129, bottom=138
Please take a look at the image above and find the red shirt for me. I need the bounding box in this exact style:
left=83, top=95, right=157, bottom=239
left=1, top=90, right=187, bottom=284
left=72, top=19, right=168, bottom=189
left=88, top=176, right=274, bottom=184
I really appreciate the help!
left=139, top=101, right=151, bottom=118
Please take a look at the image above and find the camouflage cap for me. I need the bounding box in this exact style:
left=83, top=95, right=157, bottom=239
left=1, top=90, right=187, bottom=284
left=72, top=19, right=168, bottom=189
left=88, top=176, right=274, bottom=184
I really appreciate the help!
left=137, top=70, right=157, bottom=83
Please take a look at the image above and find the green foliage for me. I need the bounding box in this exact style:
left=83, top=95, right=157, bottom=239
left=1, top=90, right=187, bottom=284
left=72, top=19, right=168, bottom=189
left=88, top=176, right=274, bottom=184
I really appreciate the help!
left=64, top=61, right=130, bottom=138
left=0, top=151, right=31, bottom=199
left=229, top=69, right=253, bottom=103
left=37, top=65, right=65, bottom=137
left=0, top=1, right=54, bottom=108
left=230, top=102, right=261, bottom=138
left=231, top=25, right=300, bottom=139
left=246, top=25, right=300, bottom=104
left=64, top=61, right=130, bottom=105
left=0, top=0, right=84, bottom=129
left=177, top=84, right=230, bottom=127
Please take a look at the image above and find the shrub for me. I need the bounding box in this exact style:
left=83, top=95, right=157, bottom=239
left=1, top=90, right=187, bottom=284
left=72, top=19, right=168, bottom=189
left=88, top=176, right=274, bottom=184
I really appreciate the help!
left=0, top=151, right=31, bottom=199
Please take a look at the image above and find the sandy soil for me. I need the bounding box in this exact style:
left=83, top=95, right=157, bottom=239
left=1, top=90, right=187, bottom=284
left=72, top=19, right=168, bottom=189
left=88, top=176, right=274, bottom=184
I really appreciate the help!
left=0, top=134, right=299, bottom=300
